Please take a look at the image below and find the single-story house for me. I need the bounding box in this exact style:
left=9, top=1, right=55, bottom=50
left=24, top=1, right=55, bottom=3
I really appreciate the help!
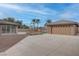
left=0, top=20, right=19, bottom=34
left=46, top=20, right=79, bottom=35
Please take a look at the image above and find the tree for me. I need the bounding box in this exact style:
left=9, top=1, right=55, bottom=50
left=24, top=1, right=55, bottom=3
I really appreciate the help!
left=2, top=17, right=29, bottom=29
left=36, top=19, right=40, bottom=30
left=22, top=24, right=29, bottom=29
left=46, top=19, right=52, bottom=23
left=16, top=20, right=29, bottom=29
left=31, top=19, right=36, bottom=30
left=31, top=19, right=40, bottom=31
left=45, top=19, right=52, bottom=26
left=3, top=17, right=15, bottom=22
left=16, top=20, right=23, bottom=28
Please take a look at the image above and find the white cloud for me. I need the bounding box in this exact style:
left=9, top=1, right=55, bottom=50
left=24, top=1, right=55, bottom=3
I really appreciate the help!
left=0, top=3, right=57, bottom=15
left=58, top=4, right=79, bottom=19
left=59, top=12, right=78, bottom=19
left=0, top=12, right=4, bottom=16
left=0, top=12, right=6, bottom=18
left=0, top=4, right=22, bottom=11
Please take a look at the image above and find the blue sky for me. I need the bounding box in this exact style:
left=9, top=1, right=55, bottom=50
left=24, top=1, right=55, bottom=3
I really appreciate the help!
left=0, top=3, right=79, bottom=26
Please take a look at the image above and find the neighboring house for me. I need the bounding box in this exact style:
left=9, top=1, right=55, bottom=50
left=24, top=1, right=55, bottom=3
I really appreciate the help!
left=0, top=20, right=19, bottom=34
left=46, top=20, right=79, bottom=35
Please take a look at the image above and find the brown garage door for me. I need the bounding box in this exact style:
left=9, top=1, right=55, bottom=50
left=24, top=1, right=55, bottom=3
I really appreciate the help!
left=51, top=25, right=73, bottom=35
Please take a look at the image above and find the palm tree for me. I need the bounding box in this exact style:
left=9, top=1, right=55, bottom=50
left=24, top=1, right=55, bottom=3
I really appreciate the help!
left=36, top=19, right=40, bottom=30
left=31, top=19, right=40, bottom=31
left=31, top=19, right=36, bottom=30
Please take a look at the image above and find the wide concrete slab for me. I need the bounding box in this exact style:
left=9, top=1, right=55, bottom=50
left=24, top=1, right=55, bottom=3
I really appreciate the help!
left=0, top=34, right=79, bottom=56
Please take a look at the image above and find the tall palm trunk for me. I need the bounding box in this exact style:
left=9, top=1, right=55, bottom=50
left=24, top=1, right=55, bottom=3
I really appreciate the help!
left=33, top=23, right=35, bottom=31
left=37, top=23, right=39, bottom=30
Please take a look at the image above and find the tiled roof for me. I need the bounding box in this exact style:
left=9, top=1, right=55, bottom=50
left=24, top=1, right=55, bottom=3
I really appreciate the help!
left=0, top=20, right=19, bottom=25
left=47, top=20, right=79, bottom=25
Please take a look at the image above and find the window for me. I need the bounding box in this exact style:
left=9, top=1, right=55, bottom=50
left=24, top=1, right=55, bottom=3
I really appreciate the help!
left=7, top=25, right=10, bottom=33
left=2, top=25, right=16, bottom=33
left=2, top=25, right=6, bottom=33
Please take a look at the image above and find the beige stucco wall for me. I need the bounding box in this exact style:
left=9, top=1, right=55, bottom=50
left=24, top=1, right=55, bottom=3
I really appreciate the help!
left=47, top=24, right=77, bottom=35
left=78, top=27, right=79, bottom=33
left=0, top=25, right=18, bottom=34
left=70, top=25, right=78, bottom=35
left=0, top=25, right=2, bottom=34
left=47, top=26, right=52, bottom=34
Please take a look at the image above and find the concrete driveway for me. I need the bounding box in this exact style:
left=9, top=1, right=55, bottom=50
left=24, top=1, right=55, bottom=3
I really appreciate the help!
left=0, top=34, right=79, bottom=56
